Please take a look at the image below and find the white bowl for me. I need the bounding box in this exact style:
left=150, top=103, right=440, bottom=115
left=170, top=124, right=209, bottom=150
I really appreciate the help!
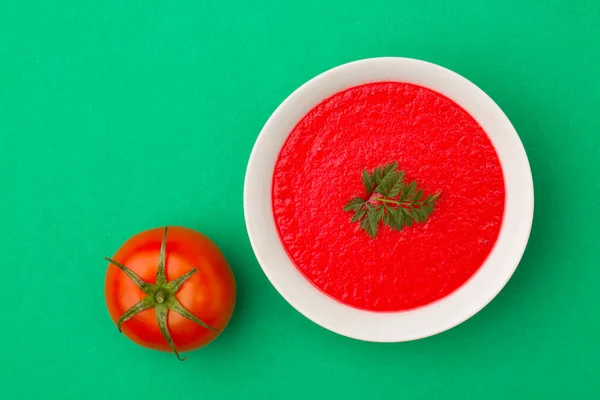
left=244, top=57, right=534, bottom=342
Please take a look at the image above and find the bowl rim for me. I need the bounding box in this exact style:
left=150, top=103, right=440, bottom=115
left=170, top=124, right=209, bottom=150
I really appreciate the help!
left=244, top=57, right=534, bottom=342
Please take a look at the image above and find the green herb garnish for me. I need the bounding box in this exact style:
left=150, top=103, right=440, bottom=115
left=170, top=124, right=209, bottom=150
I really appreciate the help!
left=343, top=162, right=441, bottom=238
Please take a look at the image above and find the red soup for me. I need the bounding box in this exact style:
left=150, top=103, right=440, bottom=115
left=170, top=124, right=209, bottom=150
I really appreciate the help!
left=272, top=82, right=505, bottom=312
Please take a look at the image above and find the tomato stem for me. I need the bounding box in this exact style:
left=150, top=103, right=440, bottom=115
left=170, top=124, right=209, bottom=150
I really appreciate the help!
left=155, top=290, right=167, bottom=304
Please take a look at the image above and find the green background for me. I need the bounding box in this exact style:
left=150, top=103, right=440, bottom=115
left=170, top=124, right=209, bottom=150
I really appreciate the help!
left=1, top=1, right=599, bottom=399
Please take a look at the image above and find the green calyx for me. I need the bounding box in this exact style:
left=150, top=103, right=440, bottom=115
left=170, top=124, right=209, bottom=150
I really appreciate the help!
left=105, top=227, right=218, bottom=361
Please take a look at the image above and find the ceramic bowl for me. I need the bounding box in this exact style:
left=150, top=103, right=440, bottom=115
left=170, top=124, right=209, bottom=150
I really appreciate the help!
left=244, top=57, right=534, bottom=341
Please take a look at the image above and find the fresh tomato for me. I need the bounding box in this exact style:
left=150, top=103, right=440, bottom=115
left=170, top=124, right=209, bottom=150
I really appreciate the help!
left=104, top=226, right=236, bottom=359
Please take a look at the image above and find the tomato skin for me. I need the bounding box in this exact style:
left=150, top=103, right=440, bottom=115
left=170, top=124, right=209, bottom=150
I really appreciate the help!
left=104, top=226, right=236, bottom=353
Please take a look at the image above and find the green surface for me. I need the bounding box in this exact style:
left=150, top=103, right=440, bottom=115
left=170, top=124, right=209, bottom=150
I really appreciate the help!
left=1, top=1, right=599, bottom=399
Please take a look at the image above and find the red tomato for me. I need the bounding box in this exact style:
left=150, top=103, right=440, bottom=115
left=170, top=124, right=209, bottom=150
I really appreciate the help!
left=104, top=226, right=235, bottom=359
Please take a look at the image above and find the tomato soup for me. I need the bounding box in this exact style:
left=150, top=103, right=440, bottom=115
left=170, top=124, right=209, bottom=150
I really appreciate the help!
left=272, top=82, right=505, bottom=312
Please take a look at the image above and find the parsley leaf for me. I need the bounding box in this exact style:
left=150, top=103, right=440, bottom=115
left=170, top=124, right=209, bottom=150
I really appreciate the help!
left=365, top=204, right=380, bottom=238
left=362, top=170, right=375, bottom=194
left=343, top=197, right=365, bottom=212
